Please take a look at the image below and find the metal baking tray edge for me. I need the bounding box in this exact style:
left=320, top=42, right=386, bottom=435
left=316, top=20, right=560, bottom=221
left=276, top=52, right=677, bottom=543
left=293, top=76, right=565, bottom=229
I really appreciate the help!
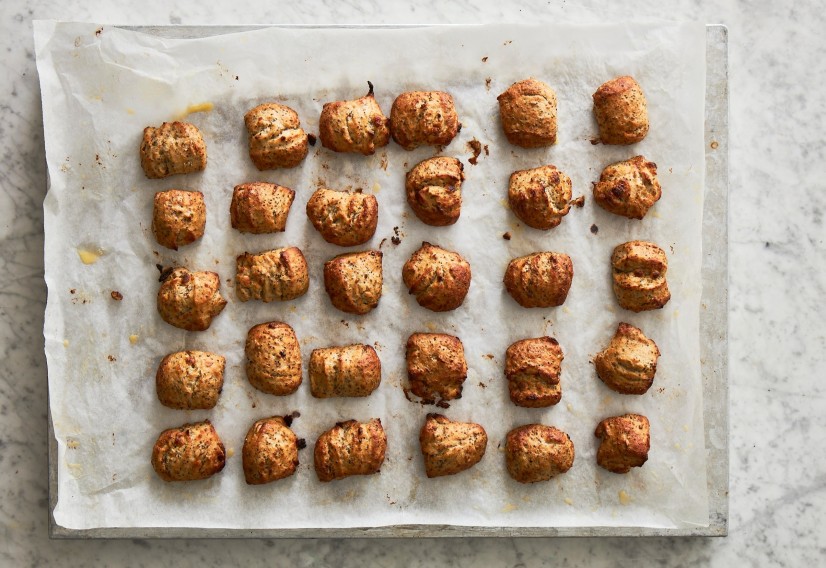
left=48, top=23, right=729, bottom=538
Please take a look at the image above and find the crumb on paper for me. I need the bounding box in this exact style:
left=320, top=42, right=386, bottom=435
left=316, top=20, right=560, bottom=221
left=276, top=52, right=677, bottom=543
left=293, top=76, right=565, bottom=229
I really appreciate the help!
left=467, top=139, right=483, bottom=165
left=485, top=77, right=491, bottom=91
left=503, top=232, right=511, bottom=240
left=107, top=355, right=117, bottom=362
left=710, top=140, right=719, bottom=149
left=110, top=290, right=123, bottom=301
left=67, top=438, right=80, bottom=449
left=77, top=246, right=103, bottom=265
left=307, top=133, right=317, bottom=146
left=570, top=196, right=585, bottom=208
left=564, top=497, right=574, bottom=506
left=379, top=237, right=387, bottom=249
left=478, top=382, right=486, bottom=389
left=129, top=334, right=139, bottom=345
left=566, top=403, right=574, bottom=413
left=482, top=56, right=488, bottom=62
left=226, top=448, right=235, bottom=458
left=618, top=490, right=632, bottom=505
left=483, top=353, right=494, bottom=360
left=590, top=224, right=599, bottom=234
left=372, top=182, right=381, bottom=193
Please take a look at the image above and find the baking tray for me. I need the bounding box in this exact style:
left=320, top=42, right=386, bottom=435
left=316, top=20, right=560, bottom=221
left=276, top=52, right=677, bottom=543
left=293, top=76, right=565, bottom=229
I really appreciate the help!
left=48, top=24, right=728, bottom=538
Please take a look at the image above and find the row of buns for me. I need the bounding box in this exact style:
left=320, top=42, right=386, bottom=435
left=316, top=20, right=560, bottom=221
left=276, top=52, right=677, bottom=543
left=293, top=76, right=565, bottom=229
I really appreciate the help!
left=151, top=413, right=650, bottom=484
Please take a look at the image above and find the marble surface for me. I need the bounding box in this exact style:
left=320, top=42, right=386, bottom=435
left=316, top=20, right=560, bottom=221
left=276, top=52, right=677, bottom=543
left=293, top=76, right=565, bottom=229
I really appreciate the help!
left=0, top=0, right=823, bottom=566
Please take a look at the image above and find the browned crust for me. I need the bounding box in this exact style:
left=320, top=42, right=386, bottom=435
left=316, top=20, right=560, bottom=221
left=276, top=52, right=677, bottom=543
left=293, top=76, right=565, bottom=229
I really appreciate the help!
left=314, top=418, right=387, bottom=481
left=505, top=424, right=575, bottom=483
left=245, top=321, right=302, bottom=396
left=140, top=121, right=207, bottom=179
left=402, top=242, right=471, bottom=312
left=156, top=350, right=225, bottom=410
left=242, top=416, right=299, bottom=485
left=323, top=250, right=383, bottom=315
left=230, top=182, right=296, bottom=234
left=610, top=240, right=670, bottom=312
left=405, top=157, right=464, bottom=226
left=151, top=420, right=226, bottom=482
left=156, top=268, right=227, bottom=331
left=235, top=247, right=309, bottom=303
left=152, top=190, right=206, bottom=250
left=592, top=76, right=649, bottom=145
left=593, top=155, right=661, bottom=219
left=309, top=344, right=382, bottom=398
left=390, top=91, right=460, bottom=150
left=505, top=336, right=563, bottom=407
left=594, top=322, right=660, bottom=394
left=497, top=78, right=558, bottom=148
left=306, top=188, right=379, bottom=246
left=594, top=414, right=650, bottom=473
left=406, top=333, right=467, bottom=404
left=508, top=165, right=573, bottom=230
left=244, top=102, right=309, bottom=169
left=318, top=84, right=390, bottom=155
left=419, top=414, right=487, bottom=478
left=503, top=252, right=573, bottom=308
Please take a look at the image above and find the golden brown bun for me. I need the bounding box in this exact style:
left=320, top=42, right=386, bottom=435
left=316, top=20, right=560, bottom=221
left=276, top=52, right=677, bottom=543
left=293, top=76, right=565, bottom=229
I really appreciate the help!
left=309, top=344, right=382, bottom=398
left=306, top=188, right=379, bottom=246
left=244, top=103, right=309, bottom=169
left=230, top=182, right=295, bottom=234
left=245, top=321, right=302, bottom=396
left=402, top=242, right=471, bottom=312
left=390, top=91, right=460, bottom=150
left=406, top=333, right=467, bottom=404
left=503, top=252, right=573, bottom=308
left=318, top=83, right=390, bottom=155
left=593, top=76, right=649, bottom=145
left=156, top=350, right=225, bottom=410
left=152, top=190, right=206, bottom=250
left=497, top=78, right=558, bottom=147
left=505, top=424, right=574, bottom=483
left=405, top=157, right=464, bottom=226
left=323, top=250, right=383, bottom=315
left=235, top=247, right=309, bottom=303
left=508, top=165, right=573, bottom=230
left=156, top=268, right=227, bottom=331
left=314, top=418, right=387, bottom=482
left=140, top=121, right=207, bottom=179
left=593, top=156, right=661, bottom=219
left=611, top=241, right=670, bottom=312
left=419, top=414, right=487, bottom=478
left=594, top=323, right=660, bottom=395
left=151, top=420, right=225, bottom=482
left=242, top=416, right=300, bottom=485
left=505, top=336, right=563, bottom=407
left=595, top=414, right=650, bottom=473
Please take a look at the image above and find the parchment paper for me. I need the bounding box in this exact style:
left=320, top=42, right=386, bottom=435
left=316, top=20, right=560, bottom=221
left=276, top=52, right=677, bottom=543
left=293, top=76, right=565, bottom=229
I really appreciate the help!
left=36, top=21, right=708, bottom=530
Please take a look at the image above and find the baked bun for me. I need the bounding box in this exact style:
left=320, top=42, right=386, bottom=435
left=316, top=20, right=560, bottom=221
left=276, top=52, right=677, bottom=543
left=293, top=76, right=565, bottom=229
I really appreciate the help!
left=306, top=188, right=378, bottom=246
left=152, top=190, right=206, bottom=250
left=156, top=350, right=225, bottom=410
left=402, top=242, right=471, bottom=312
left=390, top=91, right=460, bottom=150
left=242, top=416, right=300, bottom=485
left=235, top=247, right=309, bottom=303
left=505, top=336, right=563, bottom=407
left=508, top=165, right=573, bottom=230
left=593, top=155, right=661, bottom=219
left=314, top=419, right=387, bottom=482
left=593, top=76, right=649, bottom=145
left=406, top=333, right=467, bottom=405
left=323, top=250, right=383, bottom=315
left=595, top=414, right=650, bottom=473
left=611, top=241, right=670, bottom=312
left=140, top=121, right=207, bottom=179
left=594, top=323, right=660, bottom=394
left=230, top=182, right=295, bottom=234
left=156, top=267, right=227, bottom=331
left=505, top=424, right=574, bottom=483
left=497, top=78, right=558, bottom=147
left=503, top=252, right=573, bottom=308
left=245, top=321, right=302, bottom=396
left=405, top=157, right=464, bottom=226
left=151, top=420, right=225, bottom=482
left=244, top=102, right=309, bottom=169
left=318, top=82, right=390, bottom=155
left=419, top=414, right=487, bottom=478
left=309, top=344, right=381, bottom=398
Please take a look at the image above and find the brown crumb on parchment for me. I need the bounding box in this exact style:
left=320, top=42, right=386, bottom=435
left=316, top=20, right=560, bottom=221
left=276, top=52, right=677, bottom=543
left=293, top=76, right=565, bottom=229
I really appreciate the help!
left=485, top=78, right=492, bottom=91
left=482, top=56, right=488, bottom=62
left=110, top=291, right=123, bottom=301
left=590, top=224, right=599, bottom=235
left=503, top=232, right=512, bottom=240
left=468, top=139, right=483, bottom=165
left=571, top=196, right=585, bottom=208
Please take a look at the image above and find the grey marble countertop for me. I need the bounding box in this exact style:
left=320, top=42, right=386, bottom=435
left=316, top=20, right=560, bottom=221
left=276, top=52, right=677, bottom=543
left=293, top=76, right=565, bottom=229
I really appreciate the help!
left=1, top=1, right=824, bottom=566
